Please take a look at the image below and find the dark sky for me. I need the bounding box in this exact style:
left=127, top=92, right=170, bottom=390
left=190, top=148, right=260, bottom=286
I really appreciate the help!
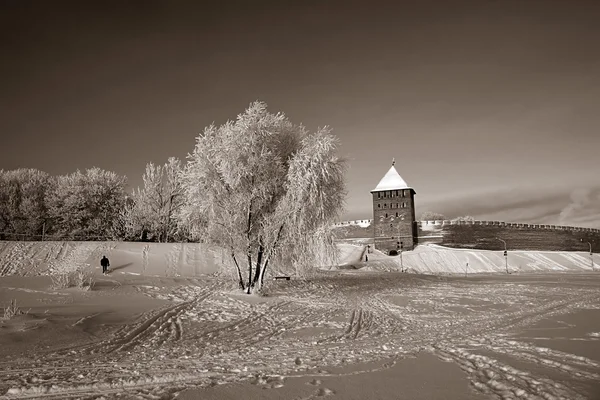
left=1, top=0, right=599, bottom=227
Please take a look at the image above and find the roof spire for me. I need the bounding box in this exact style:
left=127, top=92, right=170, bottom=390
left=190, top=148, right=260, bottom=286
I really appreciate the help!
left=371, top=164, right=410, bottom=192
left=391, top=157, right=395, bottom=166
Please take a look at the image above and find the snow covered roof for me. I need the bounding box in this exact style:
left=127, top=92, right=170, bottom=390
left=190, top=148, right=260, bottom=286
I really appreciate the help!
left=371, top=165, right=413, bottom=192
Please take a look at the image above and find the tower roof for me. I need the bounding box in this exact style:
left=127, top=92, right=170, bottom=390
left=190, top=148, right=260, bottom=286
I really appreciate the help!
left=371, top=165, right=413, bottom=192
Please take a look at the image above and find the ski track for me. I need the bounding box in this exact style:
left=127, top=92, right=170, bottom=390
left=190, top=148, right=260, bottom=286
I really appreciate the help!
left=1, top=273, right=600, bottom=399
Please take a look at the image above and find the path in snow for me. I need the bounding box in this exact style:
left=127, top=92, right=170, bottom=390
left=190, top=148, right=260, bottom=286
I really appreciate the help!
left=1, top=272, right=599, bottom=399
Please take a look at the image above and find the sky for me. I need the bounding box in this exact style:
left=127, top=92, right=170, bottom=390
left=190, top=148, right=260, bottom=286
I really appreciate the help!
left=1, top=0, right=599, bottom=227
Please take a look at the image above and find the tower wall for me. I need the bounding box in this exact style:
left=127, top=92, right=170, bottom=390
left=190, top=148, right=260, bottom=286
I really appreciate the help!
left=372, top=188, right=417, bottom=253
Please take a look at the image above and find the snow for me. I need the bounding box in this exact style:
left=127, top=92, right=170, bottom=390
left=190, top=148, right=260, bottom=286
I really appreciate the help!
left=0, top=241, right=599, bottom=399
left=371, top=166, right=411, bottom=192
left=335, top=243, right=598, bottom=274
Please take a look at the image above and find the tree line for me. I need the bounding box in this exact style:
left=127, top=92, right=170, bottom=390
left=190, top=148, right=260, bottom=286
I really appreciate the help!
left=0, top=102, right=346, bottom=291
left=0, top=162, right=186, bottom=242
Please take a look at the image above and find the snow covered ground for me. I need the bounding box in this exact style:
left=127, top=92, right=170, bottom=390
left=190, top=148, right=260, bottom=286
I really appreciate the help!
left=337, top=243, right=598, bottom=274
left=0, top=241, right=599, bottom=399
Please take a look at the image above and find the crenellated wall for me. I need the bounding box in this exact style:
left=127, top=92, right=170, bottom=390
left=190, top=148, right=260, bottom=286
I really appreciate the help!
left=333, top=219, right=373, bottom=228
left=416, top=220, right=600, bottom=252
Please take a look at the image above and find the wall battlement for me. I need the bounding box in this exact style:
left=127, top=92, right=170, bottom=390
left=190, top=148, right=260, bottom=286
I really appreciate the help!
left=333, top=219, right=373, bottom=228
left=418, top=220, right=600, bottom=233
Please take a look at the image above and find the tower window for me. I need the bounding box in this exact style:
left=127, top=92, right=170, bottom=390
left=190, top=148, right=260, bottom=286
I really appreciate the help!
left=377, top=204, right=380, bottom=208
left=384, top=203, right=387, bottom=208
left=396, top=212, right=399, bottom=217
left=396, top=190, right=399, bottom=196
left=385, top=213, right=388, bottom=218
left=378, top=192, right=381, bottom=199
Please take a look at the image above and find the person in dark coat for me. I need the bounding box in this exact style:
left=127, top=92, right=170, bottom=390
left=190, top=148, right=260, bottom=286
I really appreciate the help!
left=101, top=255, right=110, bottom=274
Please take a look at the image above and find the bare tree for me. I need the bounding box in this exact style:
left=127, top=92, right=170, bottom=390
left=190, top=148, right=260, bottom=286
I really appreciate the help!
left=180, top=101, right=346, bottom=292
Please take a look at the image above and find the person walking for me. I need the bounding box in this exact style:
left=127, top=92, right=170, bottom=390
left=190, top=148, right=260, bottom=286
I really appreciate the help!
left=101, top=255, right=110, bottom=274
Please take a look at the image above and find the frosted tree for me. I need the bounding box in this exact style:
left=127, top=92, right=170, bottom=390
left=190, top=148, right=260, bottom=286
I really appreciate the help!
left=46, top=168, right=127, bottom=239
left=0, top=169, right=53, bottom=239
left=452, top=215, right=475, bottom=222
left=419, top=211, right=447, bottom=221
left=180, top=101, right=346, bottom=292
left=127, top=157, right=185, bottom=242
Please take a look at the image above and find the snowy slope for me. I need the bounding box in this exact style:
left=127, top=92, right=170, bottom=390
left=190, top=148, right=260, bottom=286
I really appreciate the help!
left=0, top=241, right=228, bottom=277
left=1, top=240, right=596, bottom=277
left=353, top=244, right=598, bottom=274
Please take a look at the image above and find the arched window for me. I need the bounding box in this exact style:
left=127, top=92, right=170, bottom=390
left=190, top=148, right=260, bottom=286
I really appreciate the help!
left=385, top=213, right=388, bottom=218
left=377, top=204, right=381, bottom=208
left=396, top=212, right=399, bottom=217
left=384, top=203, right=387, bottom=208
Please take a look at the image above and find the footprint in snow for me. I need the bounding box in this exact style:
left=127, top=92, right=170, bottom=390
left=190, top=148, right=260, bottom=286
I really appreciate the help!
left=316, top=388, right=335, bottom=396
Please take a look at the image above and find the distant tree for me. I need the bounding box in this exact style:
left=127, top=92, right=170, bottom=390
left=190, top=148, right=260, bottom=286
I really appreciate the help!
left=419, top=211, right=447, bottom=221
left=452, top=215, right=475, bottom=222
left=0, top=169, right=53, bottom=239
left=127, top=158, right=185, bottom=242
left=180, top=101, right=346, bottom=292
left=46, top=168, right=127, bottom=239
left=113, top=195, right=141, bottom=241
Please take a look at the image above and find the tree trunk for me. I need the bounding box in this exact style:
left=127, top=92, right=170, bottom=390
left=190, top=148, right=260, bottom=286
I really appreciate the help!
left=245, top=195, right=254, bottom=294
left=253, top=244, right=264, bottom=287
left=231, top=253, right=245, bottom=290
left=258, top=225, right=284, bottom=287
left=247, top=250, right=253, bottom=294
left=259, top=257, right=270, bottom=288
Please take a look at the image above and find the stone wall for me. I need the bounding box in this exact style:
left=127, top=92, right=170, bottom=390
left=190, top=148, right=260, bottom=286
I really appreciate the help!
left=416, top=220, right=600, bottom=252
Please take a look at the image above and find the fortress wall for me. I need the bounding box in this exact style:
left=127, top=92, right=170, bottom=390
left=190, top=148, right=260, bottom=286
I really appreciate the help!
left=333, top=219, right=373, bottom=227
left=416, top=220, right=600, bottom=252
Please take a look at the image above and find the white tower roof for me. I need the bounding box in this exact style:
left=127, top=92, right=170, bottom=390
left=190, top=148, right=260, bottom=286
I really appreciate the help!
left=371, top=164, right=412, bottom=192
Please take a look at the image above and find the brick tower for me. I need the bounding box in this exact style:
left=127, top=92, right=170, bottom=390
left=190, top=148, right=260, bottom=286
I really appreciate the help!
left=371, top=160, right=417, bottom=253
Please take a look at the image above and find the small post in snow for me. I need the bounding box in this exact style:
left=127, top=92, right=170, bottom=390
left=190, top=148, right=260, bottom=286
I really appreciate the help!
left=581, top=239, right=594, bottom=272
left=497, top=238, right=508, bottom=274
left=398, top=241, right=404, bottom=272
left=465, top=262, right=468, bottom=278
